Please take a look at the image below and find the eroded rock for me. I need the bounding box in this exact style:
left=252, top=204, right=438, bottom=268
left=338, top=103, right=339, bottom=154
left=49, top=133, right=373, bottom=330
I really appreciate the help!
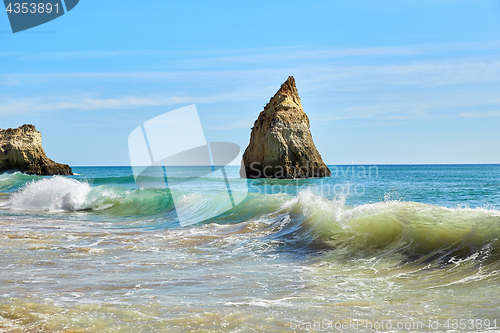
left=0, top=124, right=73, bottom=176
left=240, top=76, right=330, bottom=179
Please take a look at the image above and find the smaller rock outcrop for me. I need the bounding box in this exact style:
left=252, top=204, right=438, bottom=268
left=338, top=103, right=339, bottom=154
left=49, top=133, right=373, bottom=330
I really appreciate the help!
left=240, top=76, right=331, bottom=179
left=0, top=124, right=73, bottom=176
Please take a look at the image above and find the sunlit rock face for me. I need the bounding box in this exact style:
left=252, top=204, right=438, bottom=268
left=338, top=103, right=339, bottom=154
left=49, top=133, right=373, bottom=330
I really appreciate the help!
left=241, top=76, right=330, bottom=179
left=0, top=124, right=73, bottom=175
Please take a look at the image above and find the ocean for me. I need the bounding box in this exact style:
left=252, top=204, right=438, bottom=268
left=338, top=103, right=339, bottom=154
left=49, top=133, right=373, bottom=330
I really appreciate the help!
left=0, top=165, right=499, bottom=332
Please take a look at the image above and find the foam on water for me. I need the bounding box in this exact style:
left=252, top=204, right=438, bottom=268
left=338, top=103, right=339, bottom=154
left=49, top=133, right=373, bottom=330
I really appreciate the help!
left=0, top=172, right=40, bottom=193
left=1, top=165, right=500, bottom=332
left=7, top=176, right=171, bottom=216
left=5, top=175, right=500, bottom=265
left=4, top=176, right=197, bottom=219
left=9, top=177, right=91, bottom=212
left=254, top=189, right=500, bottom=263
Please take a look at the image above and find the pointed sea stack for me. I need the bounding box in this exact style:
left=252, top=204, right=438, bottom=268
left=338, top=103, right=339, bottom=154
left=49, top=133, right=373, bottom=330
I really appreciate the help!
left=240, top=76, right=330, bottom=179
left=0, top=124, right=73, bottom=176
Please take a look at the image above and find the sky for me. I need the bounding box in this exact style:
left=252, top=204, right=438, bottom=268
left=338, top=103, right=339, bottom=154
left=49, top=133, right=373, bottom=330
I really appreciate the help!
left=1, top=0, right=500, bottom=165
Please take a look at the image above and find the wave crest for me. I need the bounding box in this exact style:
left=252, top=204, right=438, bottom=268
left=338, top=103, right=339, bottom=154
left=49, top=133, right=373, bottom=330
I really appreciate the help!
left=267, top=190, right=500, bottom=264
left=7, top=176, right=174, bottom=216
left=6, top=177, right=500, bottom=264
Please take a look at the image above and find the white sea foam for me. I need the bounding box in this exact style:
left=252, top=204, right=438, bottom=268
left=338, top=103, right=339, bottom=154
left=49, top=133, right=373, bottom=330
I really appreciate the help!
left=9, top=176, right=91, bottom=212
left=6, top=176, right=171, bottom=215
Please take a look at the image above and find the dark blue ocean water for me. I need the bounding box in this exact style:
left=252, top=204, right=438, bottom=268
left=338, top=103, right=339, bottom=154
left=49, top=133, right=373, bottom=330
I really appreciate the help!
left=67, top=164, right=500, bottom=209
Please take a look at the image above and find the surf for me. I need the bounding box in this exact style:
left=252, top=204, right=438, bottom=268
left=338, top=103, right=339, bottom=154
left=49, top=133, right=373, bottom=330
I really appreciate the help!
left=256, top=190, right=500, bottom=267
left=5, top=175, right=500, bottom=267
left=6, top=176, right=175, bottom=217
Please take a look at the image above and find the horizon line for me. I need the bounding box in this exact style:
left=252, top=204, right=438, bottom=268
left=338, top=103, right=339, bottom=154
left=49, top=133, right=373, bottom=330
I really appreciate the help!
left=69, top=163, right=500, bottom=167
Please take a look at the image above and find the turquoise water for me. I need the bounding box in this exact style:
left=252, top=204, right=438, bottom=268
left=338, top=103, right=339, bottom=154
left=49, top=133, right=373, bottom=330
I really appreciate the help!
left=0, top=165, right=499, bottom=332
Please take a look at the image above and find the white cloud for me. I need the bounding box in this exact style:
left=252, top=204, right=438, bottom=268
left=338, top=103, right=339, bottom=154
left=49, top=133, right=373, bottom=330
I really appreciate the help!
left=205, top=118, right=255, bottom=131
left=459, top=111, right=500, bottom=117
left=3, top=57, right=500, bottom=89
left=0, top=94, right=179, bottom=115
left=0, top=89, right=265, bottom=115
left=19, top=50, right=164, bottom=61
left=3, top=41, right=500, bottom=123
left=12, top=40, right=500, bottom=63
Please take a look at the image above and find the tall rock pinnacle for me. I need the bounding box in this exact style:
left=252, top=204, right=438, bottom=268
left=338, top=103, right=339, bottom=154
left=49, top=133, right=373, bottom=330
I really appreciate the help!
left=240, top=76, right=331, bottom=179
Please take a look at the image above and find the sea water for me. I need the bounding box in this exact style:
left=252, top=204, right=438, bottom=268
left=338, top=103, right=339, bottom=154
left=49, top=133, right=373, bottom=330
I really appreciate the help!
left=0, top=165, right=499, bottom=332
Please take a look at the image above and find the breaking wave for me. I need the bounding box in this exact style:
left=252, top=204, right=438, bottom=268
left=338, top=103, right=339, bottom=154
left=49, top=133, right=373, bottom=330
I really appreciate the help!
left=5, top=175, right=500, bottom=265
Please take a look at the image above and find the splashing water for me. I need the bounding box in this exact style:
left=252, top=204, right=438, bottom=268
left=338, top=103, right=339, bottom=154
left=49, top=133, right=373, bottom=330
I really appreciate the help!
left=0, top=165, right=500, bottom=332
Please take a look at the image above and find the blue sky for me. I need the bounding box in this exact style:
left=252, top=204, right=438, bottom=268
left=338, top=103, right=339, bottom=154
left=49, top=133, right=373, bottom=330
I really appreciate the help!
left=1, top=0, right=500, bottom=165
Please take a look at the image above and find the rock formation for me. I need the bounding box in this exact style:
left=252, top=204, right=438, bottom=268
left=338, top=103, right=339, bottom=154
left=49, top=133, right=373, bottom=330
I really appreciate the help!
left=240, top=76, right=331, bottom=179
left=0, top=124, right=73, bottom=176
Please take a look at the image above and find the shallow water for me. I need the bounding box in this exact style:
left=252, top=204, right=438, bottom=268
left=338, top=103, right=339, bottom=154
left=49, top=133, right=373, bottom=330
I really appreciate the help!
left=1, top=165, right=500, bottom=332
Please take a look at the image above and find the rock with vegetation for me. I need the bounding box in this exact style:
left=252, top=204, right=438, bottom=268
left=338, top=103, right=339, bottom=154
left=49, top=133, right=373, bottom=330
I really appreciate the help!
left=240, top=76, right=331, bottom=179
left=0, top=124, right=73, bottom=176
